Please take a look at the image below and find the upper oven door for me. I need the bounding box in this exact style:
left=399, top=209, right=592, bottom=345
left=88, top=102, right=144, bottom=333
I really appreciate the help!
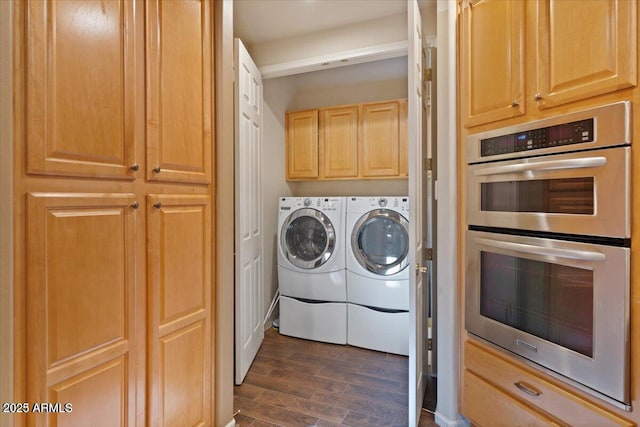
left=467, top=147, right=630, bottom=238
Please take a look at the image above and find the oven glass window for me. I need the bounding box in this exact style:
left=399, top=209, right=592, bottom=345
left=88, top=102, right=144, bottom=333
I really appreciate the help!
left=481, top=178, right=594, bottom=214
left=480, top=252, right=594, bottom=357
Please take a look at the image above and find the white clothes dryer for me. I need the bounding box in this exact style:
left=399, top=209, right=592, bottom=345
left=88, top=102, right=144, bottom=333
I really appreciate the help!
left=277, top=197, right=347, bottom=344
left=345, top=196, right=410, bottom=355
left=346, top=196, right=410, bottom=310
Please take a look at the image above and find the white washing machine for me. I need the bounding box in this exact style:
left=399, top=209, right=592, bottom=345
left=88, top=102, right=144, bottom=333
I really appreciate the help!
left=277, top=197, right=347, bottom=344
left=346, top=196, right=410, bottom=355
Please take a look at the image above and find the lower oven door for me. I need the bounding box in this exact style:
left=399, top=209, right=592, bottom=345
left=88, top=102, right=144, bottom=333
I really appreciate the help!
left=465, top=229, right=630, bottom=404
left=467, top=147, right=630, bottom=238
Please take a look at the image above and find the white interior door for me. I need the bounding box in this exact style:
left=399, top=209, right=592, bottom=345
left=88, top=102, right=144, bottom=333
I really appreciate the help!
left=408, top=0, right=426, bottom=424
left=234, top=38, right=264, bottom=384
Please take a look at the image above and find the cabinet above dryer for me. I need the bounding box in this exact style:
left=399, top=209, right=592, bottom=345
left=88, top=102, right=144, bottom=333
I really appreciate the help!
left=285, top=99, right=408, bottom=181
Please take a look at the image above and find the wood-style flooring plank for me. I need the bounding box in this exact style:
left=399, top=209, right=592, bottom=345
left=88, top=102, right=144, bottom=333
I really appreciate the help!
left=234, top=328, right=436, bottom=427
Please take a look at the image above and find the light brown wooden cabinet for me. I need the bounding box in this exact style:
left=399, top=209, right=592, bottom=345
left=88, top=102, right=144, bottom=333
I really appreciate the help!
left=147, top=195, right=212, bottom=427
left=286, top=109, right=319, bottom=179
left=285, top=99, right=407, bottom=180
left=463, top=340, right=634, bottom=426
left=26, top=0, right=137, bottom=179
left=460, top=0, right=525, bottom=128
left=460, top=0, right=637, bottom=128
left=17, top=1, right=215, bottom=426
left=146, top=0, right=213, bottom=184
left=319, top=105, right=359, bottom=178
left=360, top=100, right=401, bottom=177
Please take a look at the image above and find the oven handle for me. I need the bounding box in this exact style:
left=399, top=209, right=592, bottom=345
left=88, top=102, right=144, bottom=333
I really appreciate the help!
left=473, top=157, right=607, bottom=176
left=475, top=237, right=606, bottom=262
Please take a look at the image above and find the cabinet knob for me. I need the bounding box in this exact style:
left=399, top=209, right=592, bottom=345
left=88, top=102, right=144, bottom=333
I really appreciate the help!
left=130, top=164, right=139, bottom=171
left=152, top=167, right=161, bottom=174
left=534, top=93, right=543, bottom=101
left=511, top=100, right=519, bottom=108
left=153, top=202, right=162, bottom=209
left=130, top=201, right=139, bottom=209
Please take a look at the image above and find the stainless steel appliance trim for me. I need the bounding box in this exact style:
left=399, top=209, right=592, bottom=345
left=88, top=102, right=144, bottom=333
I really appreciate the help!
left=467, top=147, right=630, bottom=238
left=467, top=101, right=631, bottom=164
left=473, top=156, right=606, bottom=176
left=281, top=208, right=336, bottom=269
left=474, top=237, right=606, bottom=262
left=465, top=230, right=631, bottom=405
left=351, top=209, right=409, bottom=276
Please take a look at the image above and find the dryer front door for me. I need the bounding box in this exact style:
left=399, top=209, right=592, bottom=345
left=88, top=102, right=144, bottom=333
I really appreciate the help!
left=352, top=209, right=409, bottom=276
left=282, top=208, right=336, bottom=269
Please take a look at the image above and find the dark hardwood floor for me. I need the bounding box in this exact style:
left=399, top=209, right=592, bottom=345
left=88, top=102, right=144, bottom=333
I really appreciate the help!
left=234, top=328, right=437, bottom=426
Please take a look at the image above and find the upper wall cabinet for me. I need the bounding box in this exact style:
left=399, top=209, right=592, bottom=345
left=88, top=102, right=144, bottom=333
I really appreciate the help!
left=26, top=0, right=137, bottom=179
left=360, top=100, right=402, bottom=177
left=285, top=99, right=408, bottom=181
left=460, top=0, right=637, bottom=128
left=319, top=106, right=359, bottom=179
left=535, top=0, right=637, bottom=109
left=460, top=0, right=525, bottom=128
left=286, top=109, right=319, bottom=179
left=146, top=0, right=213, bottom=184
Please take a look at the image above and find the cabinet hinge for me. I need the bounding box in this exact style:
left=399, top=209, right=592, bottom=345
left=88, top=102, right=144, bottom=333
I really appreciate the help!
left=427, top=338, right=433, bottom=351
left=424, top=158, right=433, bottom=171
left=424, top=247, right=433, bottom=261
left=423, top=67, right=433, bottom=82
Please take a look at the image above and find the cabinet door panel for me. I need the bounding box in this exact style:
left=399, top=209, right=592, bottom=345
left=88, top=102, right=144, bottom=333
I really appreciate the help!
left=286, top=110, right=319, bottom=179
left=461, top=0, right=525, bottom=127
left=27, top=193, right=137, bottom=426
left=360, top=101, right=400, bottom=177
left=147, top=195, right=211, bottom=427
left=320, top=106, right=358, bottom=178
left=147, top=0, right=212, bottom=184
left=536, top=0, right=637, bottom=109
left=26, top=0, right=136, bottom=179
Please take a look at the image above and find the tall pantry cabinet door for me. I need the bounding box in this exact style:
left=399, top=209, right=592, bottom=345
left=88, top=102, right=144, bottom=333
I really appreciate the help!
left=360, top=101, right=400, bottom=177
left=286, top=110, right=319, bottom=179
left=535, top=0, right=637, bottom=109
left=26, top=0, right=137, bottom=179
left=319, top=106, right=359, bottom=178
left=460, top=0, right=525, bottom=127
left=146, top=0, right=213, bottom=184
left=26, top=194, right=138, bottom=427
left=147, top=195, right=212, bottom=427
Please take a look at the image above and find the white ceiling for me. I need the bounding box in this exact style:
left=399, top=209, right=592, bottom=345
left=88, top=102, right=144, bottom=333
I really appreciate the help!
left=234, top=0, right=408, bottom=45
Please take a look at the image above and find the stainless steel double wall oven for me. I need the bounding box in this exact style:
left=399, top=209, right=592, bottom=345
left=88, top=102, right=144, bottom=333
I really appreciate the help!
left=465, top=102, right=632, bottom=408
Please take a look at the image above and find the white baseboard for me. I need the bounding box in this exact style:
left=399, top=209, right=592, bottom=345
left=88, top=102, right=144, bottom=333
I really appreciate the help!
left=224, top=418, right=236, bottom=427
left=435, top=412, right=469, bottom=427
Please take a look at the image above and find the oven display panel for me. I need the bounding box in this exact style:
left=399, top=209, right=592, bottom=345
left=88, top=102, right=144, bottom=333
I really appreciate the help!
left=480, top=118, right=594, bottom=158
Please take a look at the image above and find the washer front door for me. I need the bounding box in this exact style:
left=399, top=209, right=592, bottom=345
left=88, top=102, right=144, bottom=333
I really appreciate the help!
left=282, top=208, right=336, bottom=269
left=352, top=209, right=409, bottom=275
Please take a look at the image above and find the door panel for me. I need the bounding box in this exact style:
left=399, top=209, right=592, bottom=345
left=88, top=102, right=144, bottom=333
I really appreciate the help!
left=26, top=0, right=136, bottom=179
left=536, top=0, right=637, bottom=109
left=50, top=357, right=127, bottom=427
left=320, top=106, right=358, bottom=178
left=460, top=0, right=525, bottom=127
left=408, top=0, right=426, bottom=424
left=235, top=38, right=264, bottom=384
left=360, top=101, right=400, bottom=177
left=146, top=0, right=212, bottom=183
left=286, top=110, right=319, bottom=179
left=147, top=195, right=211, bottom=427
left=26, top=193, right=137, bottom=426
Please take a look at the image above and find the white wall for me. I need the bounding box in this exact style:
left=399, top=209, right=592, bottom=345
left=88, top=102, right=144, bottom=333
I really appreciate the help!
left=261, top=76, right=298, bottom=328
left=249, top=13, right=407, bottom=67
